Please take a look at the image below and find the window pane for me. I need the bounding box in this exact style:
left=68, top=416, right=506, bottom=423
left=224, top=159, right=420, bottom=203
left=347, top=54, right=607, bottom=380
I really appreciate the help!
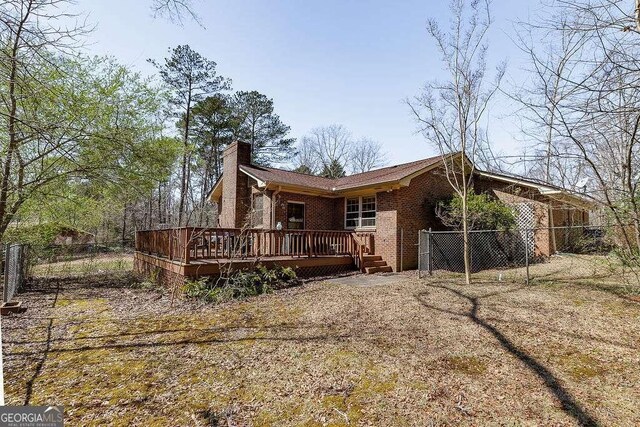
left=253, top=195, right=263, bottom=210
left=251, top=195, right=263, bottom=227
left=361, top=196, right=376, bottom=211
left=361, top=218, right=375, bottom=227
left=361, top=196, right=375, bottom=227
left=345, top=198, right=359, bottom=228
left=287, top=203, right=305, bottom=230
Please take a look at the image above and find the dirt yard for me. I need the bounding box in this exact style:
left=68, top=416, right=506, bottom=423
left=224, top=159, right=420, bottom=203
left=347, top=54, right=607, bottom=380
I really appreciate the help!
left=3, top=260, right=640, bottom=426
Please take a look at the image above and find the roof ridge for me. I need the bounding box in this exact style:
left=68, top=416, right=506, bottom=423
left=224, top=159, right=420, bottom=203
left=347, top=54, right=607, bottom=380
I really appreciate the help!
left=244, top=154, right=444, bottom=181
left=244, top=164, right=333, bottom=180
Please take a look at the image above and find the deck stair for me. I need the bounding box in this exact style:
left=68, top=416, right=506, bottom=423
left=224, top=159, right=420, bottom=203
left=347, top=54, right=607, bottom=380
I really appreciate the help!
left=362, top=255, right=393, bottom=274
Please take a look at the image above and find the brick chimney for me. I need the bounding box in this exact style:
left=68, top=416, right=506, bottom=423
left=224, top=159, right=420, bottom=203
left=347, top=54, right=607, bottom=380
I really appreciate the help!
left=220, top=140, right=252, bottom=228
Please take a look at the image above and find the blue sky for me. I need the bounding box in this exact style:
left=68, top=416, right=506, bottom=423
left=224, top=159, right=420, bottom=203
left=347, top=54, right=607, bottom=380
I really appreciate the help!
left=83, top=0, right=540, bottom=165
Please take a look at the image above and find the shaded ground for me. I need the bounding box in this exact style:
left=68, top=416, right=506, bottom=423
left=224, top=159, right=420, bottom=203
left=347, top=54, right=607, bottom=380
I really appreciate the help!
left=3, top=261, right=640, bottom=426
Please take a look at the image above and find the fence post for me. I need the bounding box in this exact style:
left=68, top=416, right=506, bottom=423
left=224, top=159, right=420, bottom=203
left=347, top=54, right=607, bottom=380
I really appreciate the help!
left=525, top=228, right=530, bottom=285
left=418, top=231, right=422, bottom=279
left=16, top=246, right=22, bottom=293
left=427, top=228, right=432, bottom=276
left=0, top=247, right=4, bottom=406
left=400, top=228, right=404, bottom=272
left=3, top=244, right=8, bottom=304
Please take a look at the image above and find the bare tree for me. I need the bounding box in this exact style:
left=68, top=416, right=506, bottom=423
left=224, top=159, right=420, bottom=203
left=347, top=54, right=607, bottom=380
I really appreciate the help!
left=150, top=0, right=200, bottom=25
left=294, top=125, right=389, bottom=176
left=509, top=12, right=589, bottom=189
left=518, top=0, right=640, bottom=252
left=408, top=0, right=505, bottom=284
left=292, top=136, right=320, bottom=174
left=299, top=124, right=352, bottom=174
left=303, top=125, right=352, bottom=167
left=348, top=138, right=387, bottom=173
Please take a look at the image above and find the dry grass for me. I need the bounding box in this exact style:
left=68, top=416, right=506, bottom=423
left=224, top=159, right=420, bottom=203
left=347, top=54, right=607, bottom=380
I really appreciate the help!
left=30, top=254, right=133, bottom=277
left=3, top=257, right=640, bottom=426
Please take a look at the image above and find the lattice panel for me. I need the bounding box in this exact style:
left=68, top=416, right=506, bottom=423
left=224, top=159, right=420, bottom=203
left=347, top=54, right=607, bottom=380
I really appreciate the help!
left=512, top=203, right=535, bottom=254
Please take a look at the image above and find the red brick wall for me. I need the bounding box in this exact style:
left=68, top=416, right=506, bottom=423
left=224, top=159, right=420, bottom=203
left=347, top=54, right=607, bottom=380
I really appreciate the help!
left=371, top=190, right=399, bottom=270
left=394, top=168, right=460, bottom=271
left=219, top=141, right=252, bottom=228
left=271, top=192, right=342, bottom=230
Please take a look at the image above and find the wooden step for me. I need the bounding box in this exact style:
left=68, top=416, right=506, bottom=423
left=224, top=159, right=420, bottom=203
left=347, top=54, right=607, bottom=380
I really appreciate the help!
left=364, top=265, right=393, bottom=274
left=363, top=260, right=387, bottom=268
left=361, top=255, right=382, bottom=262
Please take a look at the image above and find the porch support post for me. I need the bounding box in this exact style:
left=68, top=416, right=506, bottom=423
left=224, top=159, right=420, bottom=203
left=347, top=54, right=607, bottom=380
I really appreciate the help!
left=183, top=228, right=192, bottom=264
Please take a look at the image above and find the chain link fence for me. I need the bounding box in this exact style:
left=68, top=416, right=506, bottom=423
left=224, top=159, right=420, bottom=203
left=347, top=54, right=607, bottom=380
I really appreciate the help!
left=29, top=241, right=134, bottom=278
left=418, top=225, right=640, bottom=288
left=3, top=243, right=29, bottom=304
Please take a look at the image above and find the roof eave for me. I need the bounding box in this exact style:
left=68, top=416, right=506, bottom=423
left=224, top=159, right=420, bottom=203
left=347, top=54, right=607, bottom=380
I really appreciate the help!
left=208, top=177, right=223, bottom=203
left=477, top=170, right=596, bottom=209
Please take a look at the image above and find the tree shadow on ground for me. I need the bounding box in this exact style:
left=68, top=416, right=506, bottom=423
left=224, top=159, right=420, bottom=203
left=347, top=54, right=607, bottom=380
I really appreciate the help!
left=414, top=283, right=600, bottom=427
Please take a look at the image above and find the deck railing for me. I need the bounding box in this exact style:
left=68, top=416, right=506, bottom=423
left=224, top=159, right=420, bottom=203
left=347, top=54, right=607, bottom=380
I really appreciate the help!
left=135, top=227, right=374, bottom=266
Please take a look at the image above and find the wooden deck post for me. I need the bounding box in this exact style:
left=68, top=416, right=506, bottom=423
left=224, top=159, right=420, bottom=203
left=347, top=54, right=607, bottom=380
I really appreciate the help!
left=183, top=228, right=192, bottom=264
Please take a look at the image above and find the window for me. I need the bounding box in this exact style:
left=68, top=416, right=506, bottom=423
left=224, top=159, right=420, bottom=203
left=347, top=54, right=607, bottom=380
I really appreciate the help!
left=287, top=202, right=305, bottom=230
left=346, top=198, right=359, bottom=228
left=361, top=196, right=376, bottom=227
left=345, top=196, right=376, bottom=229
left=251, top=194, right=263, bottom=227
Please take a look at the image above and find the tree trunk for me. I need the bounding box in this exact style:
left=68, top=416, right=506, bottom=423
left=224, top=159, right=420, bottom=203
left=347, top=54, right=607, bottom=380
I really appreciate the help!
left=0, top=7, right=30, bottom=244
left=121, top=205, right=127, bottom=247
left=177, top=84, right=193, bottom=226
left=461, top=178, right=471, bottom=285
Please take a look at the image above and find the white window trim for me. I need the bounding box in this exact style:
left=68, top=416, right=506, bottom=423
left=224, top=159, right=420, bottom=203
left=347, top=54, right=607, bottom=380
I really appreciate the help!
left=344, top=195, right=376, bottom=230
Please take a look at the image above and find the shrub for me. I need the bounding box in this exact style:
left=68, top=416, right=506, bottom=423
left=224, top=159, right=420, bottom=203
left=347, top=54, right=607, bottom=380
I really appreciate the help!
left=182, top=265, right=299, bottom=304
left=436, top=192, right=516, bottom=231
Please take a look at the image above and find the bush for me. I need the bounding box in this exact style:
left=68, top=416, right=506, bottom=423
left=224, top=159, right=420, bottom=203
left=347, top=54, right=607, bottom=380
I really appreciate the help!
left=182, top=265, right=299, bottom=304
left=436, top=192, right=516, bottom=231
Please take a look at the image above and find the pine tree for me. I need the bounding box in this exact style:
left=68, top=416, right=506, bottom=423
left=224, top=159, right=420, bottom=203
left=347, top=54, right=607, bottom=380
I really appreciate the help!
left=231, top=91, right=296, bottom=166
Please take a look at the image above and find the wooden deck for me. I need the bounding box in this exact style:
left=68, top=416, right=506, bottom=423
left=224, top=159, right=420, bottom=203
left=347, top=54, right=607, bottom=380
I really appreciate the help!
left=134, top=251, right=355, bottom=277
left=134, top=227, right=374, bottom=281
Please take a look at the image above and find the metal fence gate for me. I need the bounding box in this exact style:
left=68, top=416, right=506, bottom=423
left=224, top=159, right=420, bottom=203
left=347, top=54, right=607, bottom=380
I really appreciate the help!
left=3, top=243, right=29, bottom=304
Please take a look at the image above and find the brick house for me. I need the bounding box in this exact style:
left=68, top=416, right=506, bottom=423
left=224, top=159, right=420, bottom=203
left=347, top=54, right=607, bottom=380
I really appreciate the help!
left=208, top=141, right=593, bottom=272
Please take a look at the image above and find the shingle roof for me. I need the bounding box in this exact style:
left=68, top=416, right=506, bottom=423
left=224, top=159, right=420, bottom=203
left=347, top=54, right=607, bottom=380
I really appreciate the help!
left=239, top=165, right=335, bottom=191
left=239, top=154, right=446, bottom=193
